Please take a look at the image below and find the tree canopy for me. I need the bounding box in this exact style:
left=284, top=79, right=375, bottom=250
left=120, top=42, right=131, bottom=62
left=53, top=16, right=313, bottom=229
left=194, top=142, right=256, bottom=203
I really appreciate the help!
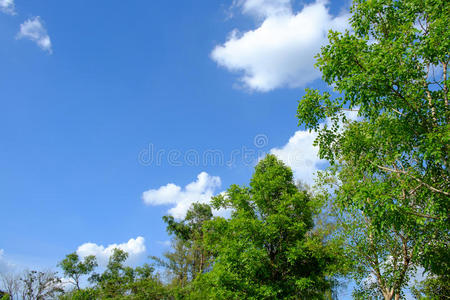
left=198, top=154, right=342, bottom=299
left=297, top=0, right=449, bottom=298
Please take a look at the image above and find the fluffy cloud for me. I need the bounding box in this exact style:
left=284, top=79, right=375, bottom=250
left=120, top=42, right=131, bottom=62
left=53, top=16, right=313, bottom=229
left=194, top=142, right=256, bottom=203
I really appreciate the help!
left=270, top=129, right=323, bottom=185
left=76, top=237, right=146, bottom=267
left=271, top=110, right=359, bottom=185
left=142, top=172, right=222, bottom=219
left=0, top=249, right=15, bottom=274
left=17, top=17, right=52, bottom=53
left=212, top=0, right=349, bottom=91
left=0, top=0, right=15, bottom=15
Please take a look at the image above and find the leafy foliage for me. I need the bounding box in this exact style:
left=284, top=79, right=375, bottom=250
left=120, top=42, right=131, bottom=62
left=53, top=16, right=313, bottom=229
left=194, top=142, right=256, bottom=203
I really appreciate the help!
left=297, top=0, right=449, bottom=298
left=197, top=155, right=342, bottom=299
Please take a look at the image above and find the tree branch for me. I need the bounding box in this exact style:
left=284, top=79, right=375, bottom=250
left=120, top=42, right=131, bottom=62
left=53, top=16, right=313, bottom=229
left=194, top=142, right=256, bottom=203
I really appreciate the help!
left=376, top=165, right=450, bottom=196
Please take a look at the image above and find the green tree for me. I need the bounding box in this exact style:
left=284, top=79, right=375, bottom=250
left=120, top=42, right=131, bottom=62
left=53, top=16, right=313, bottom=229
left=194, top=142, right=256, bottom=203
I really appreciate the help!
left=152, top=238, right=194, bottom=289
left=58, top=253, right=98, bottom=290
left=297, top=0, right=449, bottom=298
left=89, top=248, right=133, bottom=298
left=159, top=202, right=214, bottom=284
left=89, top=248, right=166, bottom=299
left=125, top=264, right=168, bottom=300
left=58, top=288, right=98, bottom=300
left=199, top=154, right=341, bottom=299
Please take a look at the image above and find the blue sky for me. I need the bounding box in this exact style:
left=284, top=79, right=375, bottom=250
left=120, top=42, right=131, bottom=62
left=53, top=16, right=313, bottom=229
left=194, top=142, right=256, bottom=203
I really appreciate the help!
left=1, top=0, right=354, bottom=296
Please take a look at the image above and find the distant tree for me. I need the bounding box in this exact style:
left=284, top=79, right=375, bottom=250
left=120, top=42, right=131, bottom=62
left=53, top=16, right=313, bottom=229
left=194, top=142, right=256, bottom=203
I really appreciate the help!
left=58, top=253, right=97, bottom=290
left=157, top=202, right=214, bottom=286
left=87, top=248, right=166, bottom=299
left=89, top=248, right=133, bottom=298
left=198, top=154, right=341, bottom=299
left=152, top=238, right=194, bottom=289
left=127, top=264, right=168, bottom=299
left=20, top=270, right=63, bottom=300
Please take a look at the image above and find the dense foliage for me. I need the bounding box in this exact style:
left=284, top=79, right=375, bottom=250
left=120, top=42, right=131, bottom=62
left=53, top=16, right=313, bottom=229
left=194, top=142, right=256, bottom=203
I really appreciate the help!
left=196, top=155, right=341, bottom=299
left=297, top=0, right=449, bottom=298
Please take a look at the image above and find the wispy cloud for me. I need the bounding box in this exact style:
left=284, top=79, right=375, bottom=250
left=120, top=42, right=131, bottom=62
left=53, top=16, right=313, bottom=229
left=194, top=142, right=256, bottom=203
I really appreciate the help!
left=212, top=0, right=349, bottom=91
left=17, top=16, right=52, bottom=53
left=0, top=0, right=15, bottom=15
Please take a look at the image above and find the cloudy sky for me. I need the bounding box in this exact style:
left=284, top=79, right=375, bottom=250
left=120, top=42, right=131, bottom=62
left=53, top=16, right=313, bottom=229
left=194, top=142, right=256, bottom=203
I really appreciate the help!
left=1, top=0, right=352, bottom=295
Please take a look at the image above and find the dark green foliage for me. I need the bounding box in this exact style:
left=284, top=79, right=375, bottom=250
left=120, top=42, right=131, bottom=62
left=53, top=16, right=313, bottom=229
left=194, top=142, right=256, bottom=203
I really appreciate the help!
left=197, top=155, right=341, bottom=299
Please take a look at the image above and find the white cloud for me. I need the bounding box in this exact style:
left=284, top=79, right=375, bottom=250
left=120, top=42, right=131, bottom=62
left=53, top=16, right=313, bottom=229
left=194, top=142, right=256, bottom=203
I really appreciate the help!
left=142, top=172, right=222, bottom=219
left=270, top=129, right=323, bottom=185
left=270, top=110, right=359, bottom=185
left=156, top=240, right=171, bottom=247
left=0, top=0, right=15, bottom=15
left=212, top=0, right=349, bottom=91
left=17, top=16, right=52, bottom=53
left=76, top=237, right=146, bottom=267
left=0, top=249, right=15, bottom=274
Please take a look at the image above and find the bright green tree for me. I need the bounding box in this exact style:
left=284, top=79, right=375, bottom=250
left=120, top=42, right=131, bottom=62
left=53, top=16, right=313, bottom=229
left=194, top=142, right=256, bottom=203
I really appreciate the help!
left=58, top=253, right=98, bottom=290
left=297, top=0, right=449, bottom=298
left=88, top=248, right=166, bottom=299
left=198, top=154, right=342, bottom=299
left=89, top=249, right=134, bottom=298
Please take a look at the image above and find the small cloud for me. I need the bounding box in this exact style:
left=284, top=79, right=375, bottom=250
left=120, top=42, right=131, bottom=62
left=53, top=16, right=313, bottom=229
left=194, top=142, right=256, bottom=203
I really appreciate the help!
left=17, top=16, right=52, bottom=53
left=212, top=0, right=349, bottom=91
left=76, top=237, right=146, bottom=267
left=142, top=172, right=222, bottom=219
left=0, top=0, right=15, bottom=15
left=156, top=240, right=171, bottom=247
